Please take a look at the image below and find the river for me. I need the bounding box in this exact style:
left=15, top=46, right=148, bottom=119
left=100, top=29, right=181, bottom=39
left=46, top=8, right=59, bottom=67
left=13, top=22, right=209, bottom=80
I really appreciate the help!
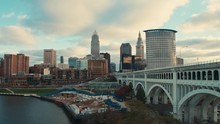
left=0, top=95, right=72, bottom=124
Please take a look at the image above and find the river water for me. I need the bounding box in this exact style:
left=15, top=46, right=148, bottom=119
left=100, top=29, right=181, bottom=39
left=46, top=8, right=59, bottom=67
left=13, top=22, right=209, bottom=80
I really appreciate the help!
left=0, top=95, right=72, bottom=124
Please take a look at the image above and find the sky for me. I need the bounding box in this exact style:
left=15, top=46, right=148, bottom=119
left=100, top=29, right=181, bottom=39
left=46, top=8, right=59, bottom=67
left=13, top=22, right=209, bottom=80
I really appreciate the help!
left=0, top=0, right=220, bottom=69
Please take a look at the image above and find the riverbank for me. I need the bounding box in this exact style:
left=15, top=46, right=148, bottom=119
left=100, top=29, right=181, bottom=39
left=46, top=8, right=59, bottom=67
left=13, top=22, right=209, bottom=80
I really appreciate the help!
left=0, top=95, right=72, bottom=124
left=0, top=87, right=127, bottom=123
left=0, top=93, right=77, bottom=123
left=39, top=96, right=77, bottom=124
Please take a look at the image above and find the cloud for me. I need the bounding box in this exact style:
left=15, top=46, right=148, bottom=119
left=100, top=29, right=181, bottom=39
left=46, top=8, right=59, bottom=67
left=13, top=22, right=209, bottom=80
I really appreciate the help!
left=180, top=0, right=220, bottom=33
left=0, top=26, right=37, bottom=46
left=17, top=15, right=27, bottom=21
left=177, top=37, right=220, bottom=50
left=57, top=46, right=89, bottom=58
left=2, top=12, right=15, bottom=18
left=16, top=0, right=188, bottom=65
left=177, top=37, right=220, bottom=63
left=23, top=0, right=188, bottom=37
left=24, top=0, right=114, bottom=36
left=19, top=49, right=43, bottom=66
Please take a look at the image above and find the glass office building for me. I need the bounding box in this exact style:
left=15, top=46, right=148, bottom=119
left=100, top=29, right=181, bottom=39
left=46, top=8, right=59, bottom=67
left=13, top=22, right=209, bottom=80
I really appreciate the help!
left=144, top=29, right=177, bottom=69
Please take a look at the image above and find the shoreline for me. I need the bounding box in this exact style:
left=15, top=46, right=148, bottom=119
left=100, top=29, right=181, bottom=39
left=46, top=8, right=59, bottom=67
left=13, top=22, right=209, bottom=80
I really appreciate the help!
left=0, top=93, right=77, bottom=124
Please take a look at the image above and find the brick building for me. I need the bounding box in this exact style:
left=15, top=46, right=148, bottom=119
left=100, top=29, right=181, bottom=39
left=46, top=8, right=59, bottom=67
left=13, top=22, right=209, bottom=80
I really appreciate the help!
left=88, top=59, right=108, bottom=79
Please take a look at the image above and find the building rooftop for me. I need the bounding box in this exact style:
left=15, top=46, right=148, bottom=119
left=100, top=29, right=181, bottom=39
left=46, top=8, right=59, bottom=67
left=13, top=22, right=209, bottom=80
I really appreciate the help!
left=143, top=29, right=177, bottom=33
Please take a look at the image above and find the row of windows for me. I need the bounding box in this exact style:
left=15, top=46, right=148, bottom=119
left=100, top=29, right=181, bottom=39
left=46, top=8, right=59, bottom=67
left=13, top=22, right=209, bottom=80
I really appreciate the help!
left=147, top=73, right=174, bottom=79
left=177, top=70, right=219, bottom=81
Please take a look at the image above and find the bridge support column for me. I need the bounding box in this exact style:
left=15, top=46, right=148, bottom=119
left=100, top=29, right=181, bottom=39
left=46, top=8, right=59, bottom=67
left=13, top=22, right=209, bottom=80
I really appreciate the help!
left=162, top=93, right=168, bottom=104
left=199, top=96, right=214, bottom=123
left=153, top=88, right=161, bottom=104
left=146, top=96, right=151, bottom=104
left=188, top=94, right=204, bottom=124
left=210, top=105, right=218, bottom=122
left=172, top=70, right=180, bottom=120
left=183, top=107, right=190, bottom=124
left=210, top=100, right=220, bottom=122
left=173, top=104, right=181, bottom=120
left=153, top=96, right=159, bottom=104
left=213, top=106, right=218, bottom=122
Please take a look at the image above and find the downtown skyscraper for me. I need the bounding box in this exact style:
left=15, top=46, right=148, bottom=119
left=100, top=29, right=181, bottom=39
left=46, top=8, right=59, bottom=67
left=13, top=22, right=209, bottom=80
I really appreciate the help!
left=120, top=43, right=132, bottom=71
left=136, top=32, right=144, bottom=60
left=91, top=30, right=100, bottom=59
left=44, top=49, right=56, bottom=67
left=144, top=29, right=177, bottom=69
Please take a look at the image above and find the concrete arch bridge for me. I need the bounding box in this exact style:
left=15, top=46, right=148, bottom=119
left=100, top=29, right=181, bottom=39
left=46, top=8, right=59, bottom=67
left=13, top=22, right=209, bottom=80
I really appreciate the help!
left=116, top=61, right=220, bottom=124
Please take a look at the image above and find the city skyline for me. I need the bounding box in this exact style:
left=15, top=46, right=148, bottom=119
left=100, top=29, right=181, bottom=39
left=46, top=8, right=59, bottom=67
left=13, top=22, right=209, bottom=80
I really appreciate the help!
left=0, top=0, right=220, bottom=67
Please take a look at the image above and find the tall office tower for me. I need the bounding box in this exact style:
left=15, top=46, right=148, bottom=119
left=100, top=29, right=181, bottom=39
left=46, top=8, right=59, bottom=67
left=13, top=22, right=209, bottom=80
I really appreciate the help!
left=136, top=32, right=144, bottom=59
left=16, top=54, right=29, bottom=74
left=4, top=54, right=29, bottom=81
left=144, top=29, right=177, bottom=69
left=68, top=57, right=78, bottom=68
left=120, top=43, right=132, bottom=71
left=44, top=49, right=56, bottom=67
left=100, top=52, right=111, bottom=73
left=60, top=56, right=64, bottom=63
left=91, top=30, right=100, bottom=59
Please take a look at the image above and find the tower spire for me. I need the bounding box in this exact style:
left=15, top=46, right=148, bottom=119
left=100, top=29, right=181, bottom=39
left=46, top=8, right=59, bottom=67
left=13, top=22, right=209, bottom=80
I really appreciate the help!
left=93, top=30, right=97, bottom=35
left=136, top=31, right=144, bottom=59
left=138, top=31, right=141, bottom=38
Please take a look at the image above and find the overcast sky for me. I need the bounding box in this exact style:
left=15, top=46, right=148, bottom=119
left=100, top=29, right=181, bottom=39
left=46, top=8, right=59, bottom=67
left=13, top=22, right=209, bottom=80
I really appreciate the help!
left=0, top=0, right=220, bottom=68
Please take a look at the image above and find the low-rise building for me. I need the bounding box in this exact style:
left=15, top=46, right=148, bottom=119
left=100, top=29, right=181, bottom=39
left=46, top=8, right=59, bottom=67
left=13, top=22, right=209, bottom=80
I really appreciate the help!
left=88, top=59, right=108, bottom=79
left=58, top=63, right=69, bottom=70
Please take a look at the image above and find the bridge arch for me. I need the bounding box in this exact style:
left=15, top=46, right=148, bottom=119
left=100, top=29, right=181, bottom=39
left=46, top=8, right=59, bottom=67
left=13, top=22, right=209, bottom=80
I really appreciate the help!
left=178, top=89, right=220, bottom=123
left=147, top=84, right=173, bottom=105
left=134, top=82, right=146, bottom=102
left=128, top=82, right=133, bottom=88
left=118, top=80, right=122, bottom=85
left=178, top=89, right=220, bottom=110
left=134, top=82, right=145, bottom=91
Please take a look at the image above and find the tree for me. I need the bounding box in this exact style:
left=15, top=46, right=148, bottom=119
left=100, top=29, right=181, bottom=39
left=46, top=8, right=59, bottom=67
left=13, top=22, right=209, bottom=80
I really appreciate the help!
left=115, top=85, right=131, bottom=99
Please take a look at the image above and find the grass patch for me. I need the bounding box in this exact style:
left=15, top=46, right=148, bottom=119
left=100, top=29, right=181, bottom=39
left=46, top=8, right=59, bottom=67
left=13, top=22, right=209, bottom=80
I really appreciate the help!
left=0, top=89, right=11, bottom=93
left=11, top=88, right=56, bottom=95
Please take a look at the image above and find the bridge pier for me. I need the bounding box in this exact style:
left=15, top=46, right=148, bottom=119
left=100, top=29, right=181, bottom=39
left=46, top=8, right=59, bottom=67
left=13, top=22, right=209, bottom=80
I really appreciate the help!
left=213, top=105, right=218, bottom=122
left=172, top=104, right=182, bottom=121
left=153, top=96, right=159, bottom=104
left=152, top=88, right=161, bottom=104
left=162, top=93, right=168, bottom=104
left=200, top=96, right=215, bottom=123
left=146, top=96, right=151, bottom=104
left=210, top=100, right=220, bottom=122
left=183, top=107, right=190, bottom=123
